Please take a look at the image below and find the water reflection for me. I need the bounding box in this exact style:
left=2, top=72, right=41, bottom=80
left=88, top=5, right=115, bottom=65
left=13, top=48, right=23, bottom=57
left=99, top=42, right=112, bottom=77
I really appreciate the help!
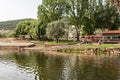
left=0, top=50, right=120, bottom=80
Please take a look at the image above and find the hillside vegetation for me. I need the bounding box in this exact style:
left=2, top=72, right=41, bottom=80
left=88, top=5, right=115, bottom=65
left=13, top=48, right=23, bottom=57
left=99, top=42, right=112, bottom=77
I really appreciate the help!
left=0, top=18, right=35, bottom=30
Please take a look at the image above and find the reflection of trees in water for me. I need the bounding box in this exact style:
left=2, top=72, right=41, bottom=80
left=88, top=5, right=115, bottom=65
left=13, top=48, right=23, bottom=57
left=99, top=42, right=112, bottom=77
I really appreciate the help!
left=67, top=56, right=95, bottom=80
left=94, top=57, right=119, bottom=80
left=12, top=51, right=66, bottom=80
left=12, top=51, right=120, bottom=80
left=12, top=51, right=48, bottom=80
left=34, top=52, right=48, bottom=80
left=69, top=56, right=120, bottom=80
left=45, top=55, right=66, bottom=80
left=34, top=52, right=66, bottom=80
left=12, top=52, right=36, bottom=69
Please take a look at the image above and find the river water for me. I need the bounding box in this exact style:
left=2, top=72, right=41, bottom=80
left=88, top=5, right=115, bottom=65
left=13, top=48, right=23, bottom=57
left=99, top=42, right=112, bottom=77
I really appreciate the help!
left=0, top=50, right=120, bottom=80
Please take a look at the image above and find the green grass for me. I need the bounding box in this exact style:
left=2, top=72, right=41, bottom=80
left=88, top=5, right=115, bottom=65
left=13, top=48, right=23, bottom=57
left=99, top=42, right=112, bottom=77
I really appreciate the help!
left=31, top=40, right=120, bottom=48
left=46, top=40, right=77, bottom=45
left=44, top=40, right=120, bottom=48
left=30, top=40, right=78, bottom=45
left=81, top=44, right=120, bottom=48
left=100, top=44, right=119, bottom=48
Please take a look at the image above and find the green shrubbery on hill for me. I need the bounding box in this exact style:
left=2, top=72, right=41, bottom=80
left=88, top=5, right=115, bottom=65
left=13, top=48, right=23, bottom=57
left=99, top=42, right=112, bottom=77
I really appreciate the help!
left=0, top=18, right=35, bottom=30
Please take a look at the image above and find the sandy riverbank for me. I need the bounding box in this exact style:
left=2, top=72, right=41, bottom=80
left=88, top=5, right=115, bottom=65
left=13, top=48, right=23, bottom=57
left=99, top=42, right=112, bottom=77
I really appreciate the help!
left=0, top=38, right=34, bottom=49
left=0, top=38, right=69, bottom=51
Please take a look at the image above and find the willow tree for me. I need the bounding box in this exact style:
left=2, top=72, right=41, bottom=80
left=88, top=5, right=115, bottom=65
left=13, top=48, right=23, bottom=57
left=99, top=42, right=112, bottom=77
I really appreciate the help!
left=14, top=20, right=37, bottom=39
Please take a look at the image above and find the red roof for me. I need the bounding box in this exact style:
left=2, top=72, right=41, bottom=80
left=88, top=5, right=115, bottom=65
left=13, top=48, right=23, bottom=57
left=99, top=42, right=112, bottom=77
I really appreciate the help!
left=102, top=30, right=120, bottom=35
left=84, top=34, right=94, bottom=38
left=94, top=33, right=102, bottom=37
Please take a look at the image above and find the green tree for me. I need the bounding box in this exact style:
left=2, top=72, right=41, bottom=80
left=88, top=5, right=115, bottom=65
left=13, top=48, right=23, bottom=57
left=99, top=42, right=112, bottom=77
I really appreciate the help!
left=82, top=0, right=97, bottom=34
left=14, top=21, right=29, bottom=36
left=37, top=0, right=67, bottom=40
left=67, top=0, right=89, bottom=41
left=46, top=20, right=65, bottom=43
left=82, top=0, right=120, bottom=34
left=94, top=0, right=120, bottom=31
left=14, top=20, right=37, bottom=39
left=27, top=21, right=37, bottom=39
left=37, top=0, right=120, bottom=40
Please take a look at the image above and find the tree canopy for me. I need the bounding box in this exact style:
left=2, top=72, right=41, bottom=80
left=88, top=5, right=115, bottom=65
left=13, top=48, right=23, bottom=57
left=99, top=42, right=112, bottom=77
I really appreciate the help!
left=46, top=20, right=66, bottom=43
left=14, top=20, right=37, bottom=39
left=13, top=0, right=120, bottom=41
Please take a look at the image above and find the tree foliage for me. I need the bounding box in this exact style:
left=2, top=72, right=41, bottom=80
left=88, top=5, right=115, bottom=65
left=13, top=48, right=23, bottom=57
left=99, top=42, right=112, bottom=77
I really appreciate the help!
left=13, top=0, right=120, bottom=41
left=94, top=0, right=120, bottom=30
left=14, top=20, right=37, bottom=39
left=37, top=0, right=67, bottom=39
left=37, top=0, right=120, bottom=40
left=82, top=0, right=120, bottom=34
left=46, top=20, right=65, bottom=43
left=0, top=19, right=34, bottom=30
left=66, top=0, right=89, bottom=41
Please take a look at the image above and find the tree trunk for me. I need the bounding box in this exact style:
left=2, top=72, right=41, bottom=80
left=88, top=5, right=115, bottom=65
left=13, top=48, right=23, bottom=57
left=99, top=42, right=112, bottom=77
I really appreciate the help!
left=30, top=35, right=33, bottom=40
left=75, top=25, right=80, bottom=41
left=76, top=30, right=80, bottom=41
left=55, top=37, right=59, bottom=43
left=37, top=35, right=41, bottom=40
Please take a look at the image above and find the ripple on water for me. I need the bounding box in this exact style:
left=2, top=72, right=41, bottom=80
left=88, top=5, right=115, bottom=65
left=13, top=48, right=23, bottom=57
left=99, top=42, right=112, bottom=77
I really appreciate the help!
left=0, top=50, right=120, bottom=80
left=0, top=58, right=35, bottom=80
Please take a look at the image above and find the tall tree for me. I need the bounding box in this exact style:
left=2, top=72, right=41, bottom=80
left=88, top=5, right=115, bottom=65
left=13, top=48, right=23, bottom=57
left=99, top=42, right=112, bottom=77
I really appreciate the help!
left=67, top=0, right=89, bottom=41
left=94, top=0, right=120, bottom=31
left=82, top=0, right=120, bottom=34
left=82, top=0, right=97, bottom=34
left=37, top=0, right=67, bottom=40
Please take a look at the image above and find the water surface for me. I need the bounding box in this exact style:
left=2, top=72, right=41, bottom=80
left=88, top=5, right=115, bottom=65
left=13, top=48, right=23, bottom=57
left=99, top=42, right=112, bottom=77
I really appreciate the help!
left=0, top=50, right=120, bottom=80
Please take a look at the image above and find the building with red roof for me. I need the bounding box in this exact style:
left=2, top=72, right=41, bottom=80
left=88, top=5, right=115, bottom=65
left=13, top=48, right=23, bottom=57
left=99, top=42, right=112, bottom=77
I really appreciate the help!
left=102, top=30, right=120, bottom=43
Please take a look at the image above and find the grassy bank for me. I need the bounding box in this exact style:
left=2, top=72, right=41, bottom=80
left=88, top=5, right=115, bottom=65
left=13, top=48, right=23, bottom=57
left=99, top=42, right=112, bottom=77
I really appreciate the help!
left=46, top=40, right=78, bottom=45
left=76, top=44, right=120, bottom=48
left=31, top=40, right=78, bottom=45
left=57, top=44, right=120, bottom=54
left=31, top=40, right=120, bottom=48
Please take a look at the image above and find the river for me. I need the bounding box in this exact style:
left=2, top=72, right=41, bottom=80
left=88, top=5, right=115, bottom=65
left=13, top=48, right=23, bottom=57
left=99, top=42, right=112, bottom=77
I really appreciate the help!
left=0, top=50, right=119, bottom=80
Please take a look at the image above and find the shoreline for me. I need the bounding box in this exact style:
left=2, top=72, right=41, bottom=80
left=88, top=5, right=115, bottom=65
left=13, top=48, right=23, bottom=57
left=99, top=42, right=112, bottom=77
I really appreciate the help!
left=0, top=42, right=120, bottom=56
left=0, top=38, right=120, bottom=55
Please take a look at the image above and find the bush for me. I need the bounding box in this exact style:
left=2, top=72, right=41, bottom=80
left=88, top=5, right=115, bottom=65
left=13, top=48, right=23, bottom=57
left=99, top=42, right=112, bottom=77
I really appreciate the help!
left=46, top=20, right=65, bottom=43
